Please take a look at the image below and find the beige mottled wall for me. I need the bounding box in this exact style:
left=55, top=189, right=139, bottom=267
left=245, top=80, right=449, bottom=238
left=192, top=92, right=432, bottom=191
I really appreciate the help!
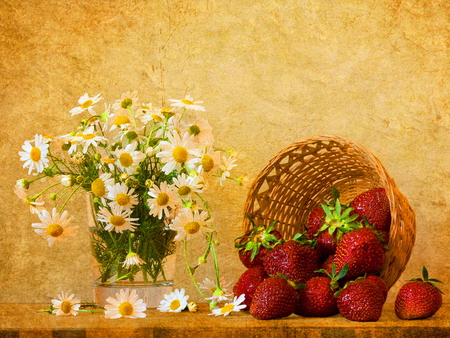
left=1, top=0, right=449, bottom=304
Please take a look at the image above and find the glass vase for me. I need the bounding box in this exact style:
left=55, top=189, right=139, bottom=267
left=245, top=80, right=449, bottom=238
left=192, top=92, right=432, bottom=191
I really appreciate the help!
left=87, top=195, right=177, bottom=308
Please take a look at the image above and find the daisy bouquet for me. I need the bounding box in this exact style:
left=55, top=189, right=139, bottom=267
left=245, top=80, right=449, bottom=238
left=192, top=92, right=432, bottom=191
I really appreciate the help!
left=16, top=91, right=242, bottom=306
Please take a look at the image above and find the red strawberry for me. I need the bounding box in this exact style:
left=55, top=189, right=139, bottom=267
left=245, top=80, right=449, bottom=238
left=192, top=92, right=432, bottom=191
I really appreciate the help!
left=233, top=266, right=268, bottom=310
left=333, top=226, right=385, bottom=280
left=296, top=263, right=347, bottom=317
left=395, top=266, right=444, bottom=320
left=318, top=254, right=335, bottom=276
left=365, top=275, right=389, bottom=301
left=250, top=275, right=298, bottom=320
left=263, top=237, right=321, bottom=284
left=235, top=218, right=283, bottom=268
left=337, top=278, right=386, bottom=322
left=351, top=188, right=391, bottom=231
left=307, top=191, right=360, bottom=259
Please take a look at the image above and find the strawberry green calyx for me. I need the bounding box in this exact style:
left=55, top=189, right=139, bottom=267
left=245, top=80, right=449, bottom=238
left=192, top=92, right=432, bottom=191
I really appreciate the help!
left=235, top=215, right=281, bottom=261
left=410, top=266, right=445, bottom=294
left=317, top=198, right=360, bottom=244
left=315, top=263, right=349, bottom=295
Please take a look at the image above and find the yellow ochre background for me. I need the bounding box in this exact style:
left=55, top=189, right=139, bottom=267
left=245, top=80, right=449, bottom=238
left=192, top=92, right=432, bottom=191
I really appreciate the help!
left=1, top=0, right=449, bottom=304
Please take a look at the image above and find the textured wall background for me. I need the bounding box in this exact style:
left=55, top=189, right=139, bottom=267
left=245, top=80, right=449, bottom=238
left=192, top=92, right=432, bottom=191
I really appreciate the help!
left=1, top=0, right=449, bottom=305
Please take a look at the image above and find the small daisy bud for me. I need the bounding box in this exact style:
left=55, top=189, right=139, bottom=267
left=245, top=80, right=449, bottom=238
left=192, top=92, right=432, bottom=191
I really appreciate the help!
left=145, top=179, right=154, bottom=188
left=198, top=256, right=207, bottom=264
left=94, top=153, right=102, bottom=161
left=120, top=173, right=129, bottom=182
left=49, top=193, right=57, bottom=201
left=131, top=180, right=140, bottom=189
left=188, top=302, right=198, bottom=313
left=214, top=240, right=220, bottom=246
left=76, top=175, right=84, bottom=184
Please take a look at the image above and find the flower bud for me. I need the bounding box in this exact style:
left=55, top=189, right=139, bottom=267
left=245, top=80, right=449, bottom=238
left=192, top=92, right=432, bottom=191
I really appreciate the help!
left=188, top=302, right=198, bottom=313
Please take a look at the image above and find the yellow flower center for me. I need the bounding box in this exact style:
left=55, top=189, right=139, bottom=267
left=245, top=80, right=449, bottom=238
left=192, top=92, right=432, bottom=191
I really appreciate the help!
left=118, top=302, right=134, bottom=316
left=220, top=304, right=234, bottom=314
left=152, top=114, right=163, bottom=122
left=82, top=134, right=96, bottom=140
left=91, top=178, right=106, bottom=197
left=109, top=215, right=126, bottom=227
left=81, top=100, right=93, bottom=109
left=201, top=155, right=214, bottom=172
left=188, top=125, right=201, bottom=136
left=46, top=223, right=64, bottom=237
left=30, top=147, right=41, bottom=162
left=181, top=99, right=194, bottom=105
left=156, top=193, right=169, bottom=206
left=114, top=115, right=131, bottom=126
left=170, top=299, right=181, bottom=311
left=115, top=193, right=131, bottom=206
left=61, top=301, right=73, bottom=314
left=178, top=186, right=191, bottom=196
left=119, top=153, right=133, bottom=168
left=102, top=158, right=115, bottom=164
left=172, top=146, right=188, bottom=164
left=121, top=98, right=133, bottom=109
left=184, top=221, right=200, bottom=235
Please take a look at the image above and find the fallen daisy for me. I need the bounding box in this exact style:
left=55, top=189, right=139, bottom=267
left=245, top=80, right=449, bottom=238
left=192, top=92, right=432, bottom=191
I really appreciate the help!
left=157, top=288, right=189, bottom=313
left=104, top=289, right=147, bottom=319
left=210, top=294, right=246, bottom=316
left=51, top=291, right=81, bottom=316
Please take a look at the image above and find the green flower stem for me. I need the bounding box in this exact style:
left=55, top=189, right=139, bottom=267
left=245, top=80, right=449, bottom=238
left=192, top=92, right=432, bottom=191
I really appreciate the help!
left=58, top=183, right=83, bottom=214
left=207, top=233, right=222, bottom=294
left=77, top=309, right=105, bottom=314
left=32, top=182, right=62, bottom=200
left=183, top=238, right=211, bottom=306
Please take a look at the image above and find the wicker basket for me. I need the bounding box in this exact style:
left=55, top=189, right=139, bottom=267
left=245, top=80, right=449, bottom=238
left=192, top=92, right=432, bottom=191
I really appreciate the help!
left=243, top=135, right=416, bottom=289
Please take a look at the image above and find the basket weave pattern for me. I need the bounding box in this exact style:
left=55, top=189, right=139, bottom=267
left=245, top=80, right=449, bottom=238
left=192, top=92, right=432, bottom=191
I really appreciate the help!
left=243, top=135, right=416, bottom=289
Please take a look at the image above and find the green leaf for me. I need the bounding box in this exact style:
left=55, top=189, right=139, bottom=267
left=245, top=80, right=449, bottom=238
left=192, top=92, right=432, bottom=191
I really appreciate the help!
left=422, top=266, right=429, bottom=281
left=331, top=187, right=340, bottom=200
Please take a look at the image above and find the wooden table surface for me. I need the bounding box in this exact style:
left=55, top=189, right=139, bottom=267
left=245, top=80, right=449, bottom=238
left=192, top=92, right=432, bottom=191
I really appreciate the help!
left=0, top=303, right=449, bottom=338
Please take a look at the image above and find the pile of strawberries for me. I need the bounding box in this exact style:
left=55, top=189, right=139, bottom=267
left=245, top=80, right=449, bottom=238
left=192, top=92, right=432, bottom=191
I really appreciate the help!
left=234, top=187, right=444, bottom=321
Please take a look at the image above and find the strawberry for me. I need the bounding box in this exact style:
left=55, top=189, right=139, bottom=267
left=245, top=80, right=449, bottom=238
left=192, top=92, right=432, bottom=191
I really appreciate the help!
left=233, top=266, right=268, bottom=310
left=395, top=266, right=444, bottom=320
left=250, top=275, right=298, bottom=320
left=235, top=217, right=283, bottom=268
left=307, top=189, right=360, bottom=259
left=351, top=188, right=391, bottom=231
left=333, top=226, right=385, bottom=280
left=263, top=235, right=321, bottom=284
left=295, top=264, right=347, bottom=317
left=365, top=274, right=388, bottom=301
left=318, top=254, right=335, bottom=276
left=337, top=277, right=386, bottom=322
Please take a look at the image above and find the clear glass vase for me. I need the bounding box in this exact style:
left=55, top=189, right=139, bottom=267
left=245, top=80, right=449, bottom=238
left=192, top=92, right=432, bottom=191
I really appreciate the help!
left=87, top=195, right=177, bottom=308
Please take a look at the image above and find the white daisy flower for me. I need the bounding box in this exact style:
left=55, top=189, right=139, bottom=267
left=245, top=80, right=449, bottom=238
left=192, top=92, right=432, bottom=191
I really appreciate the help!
left=14, top=184, right=45, bottom=214
left=209, top=294, right=246, bottom=316
left=147, top=182, right=180, bottom=219
left=122, top=252, right=145, bottom=269
left=156, top=132, right=201, bottom=175
left=104, top=289, right=147, bottom=319
left=199, top=277, right=233, bottom=303
left=169, top=95, right=205, bottom=112
left=157, top=289, right=189, bottom=313
left=32, top=208, right=78, bottom=247
left=114, top=125, right=148, bottom=146
left=75, top=126, right=107, bottom=153
left=172, top=173, right=203, bottom=199
left=97, top=205, right=139, bottom=233
left=219, top=154, right=238, bottom=186
left=69, top=93, right=102, bottom=116
left=19, top=134, right=50, bottom=175
left=107, top=182, right=139, bottom=210
left=108, top=113, right=133, bottom=131
left=182, top=119, right=214, bottom=145
left=197, top=145, right=221, bottom=176
left=112, top=90, right=139, bottom=113
left=169, top=207, right=213, bottom=242
left=113, top=142, right=146, bottom=174
left=138, top=104, right=164, bottom=125
left=90, top=173, right=114, bottom=204
left=51, top=291, right=81, bottom=316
